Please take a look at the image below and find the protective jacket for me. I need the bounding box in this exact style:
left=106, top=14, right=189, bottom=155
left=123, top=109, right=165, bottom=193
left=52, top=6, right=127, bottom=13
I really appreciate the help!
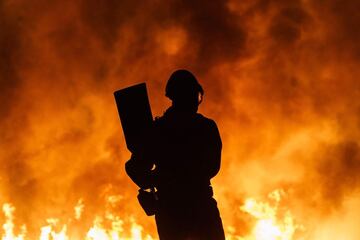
left=125, top=106, right=225, bottom=239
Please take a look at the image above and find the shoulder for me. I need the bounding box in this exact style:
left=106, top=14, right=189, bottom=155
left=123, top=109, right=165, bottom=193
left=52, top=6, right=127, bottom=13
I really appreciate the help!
left=196, top=114, right=222, bottom=144
left=195, top=114, right=219, bottom=131
left=196, top=113, right=216, bottom=125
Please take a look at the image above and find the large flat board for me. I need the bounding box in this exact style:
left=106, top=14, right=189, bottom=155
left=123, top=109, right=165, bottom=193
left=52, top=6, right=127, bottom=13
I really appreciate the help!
left=114, top=83, right=153, bottom=152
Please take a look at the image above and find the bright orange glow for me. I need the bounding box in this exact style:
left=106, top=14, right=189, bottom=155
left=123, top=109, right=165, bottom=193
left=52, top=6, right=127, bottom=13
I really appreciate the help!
left=0, top=0, right=359, bottom=239
left=2, top=190, right=304, bottom=239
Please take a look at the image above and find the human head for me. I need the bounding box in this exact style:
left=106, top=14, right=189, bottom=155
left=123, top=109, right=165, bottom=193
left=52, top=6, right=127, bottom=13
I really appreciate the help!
left=165, top=69, right=204, bottom=112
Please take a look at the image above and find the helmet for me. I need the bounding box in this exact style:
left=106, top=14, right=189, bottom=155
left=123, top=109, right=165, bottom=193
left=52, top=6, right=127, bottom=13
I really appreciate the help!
left=165, top=69, right=204, bottom=103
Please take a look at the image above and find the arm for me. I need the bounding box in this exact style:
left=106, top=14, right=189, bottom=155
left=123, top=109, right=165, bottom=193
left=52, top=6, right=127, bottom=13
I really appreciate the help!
left=203, top=120, right=222, bottom=179
left=125, top=151, right=156, bottom=189
left=125, top=119, right=162, bottom=189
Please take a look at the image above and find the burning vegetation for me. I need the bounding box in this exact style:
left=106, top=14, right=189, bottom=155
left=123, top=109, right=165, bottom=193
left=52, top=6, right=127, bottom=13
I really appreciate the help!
left=0, top=0, right=360, bottom=239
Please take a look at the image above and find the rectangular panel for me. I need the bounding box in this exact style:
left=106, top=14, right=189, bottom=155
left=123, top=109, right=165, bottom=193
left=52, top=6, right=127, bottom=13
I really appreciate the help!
left=114, top=83, right=153, bottom=152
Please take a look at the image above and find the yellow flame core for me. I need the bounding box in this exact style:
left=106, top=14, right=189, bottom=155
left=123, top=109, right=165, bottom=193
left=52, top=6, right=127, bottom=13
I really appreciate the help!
left=237, top=190, right=302, bottom=240
left=1, top=196, right=154, bottom=240
left=2, top=204, right=26, bottom=240
left=74, top=199, right=84, bottom=221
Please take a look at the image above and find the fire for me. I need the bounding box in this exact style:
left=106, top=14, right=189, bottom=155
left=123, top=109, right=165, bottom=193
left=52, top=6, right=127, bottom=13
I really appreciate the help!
left=224, top=190, right=303, bottom=240
left=1, top=202, right=154, bottom=240
left=239, top=190, right=302, bottom=240
left=2, top=189, right=304, bottom=240
left=1, top=0, right=360, bottom=239
left=40, top=219, right=67, bottom=240
left=2, top=204, right=26, bottom=240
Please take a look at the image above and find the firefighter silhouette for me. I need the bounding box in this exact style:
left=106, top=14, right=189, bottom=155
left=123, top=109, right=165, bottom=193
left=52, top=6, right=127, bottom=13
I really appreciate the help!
left=126, top=70, right=225, bottom=240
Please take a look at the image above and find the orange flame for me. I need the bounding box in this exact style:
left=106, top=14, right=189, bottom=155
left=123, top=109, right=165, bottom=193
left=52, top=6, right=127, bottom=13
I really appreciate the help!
left=1, top=0, right=360, bottom=239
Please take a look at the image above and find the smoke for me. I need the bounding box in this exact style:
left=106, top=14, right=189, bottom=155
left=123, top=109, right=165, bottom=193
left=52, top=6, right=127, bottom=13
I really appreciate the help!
left=0, top=1, right=21, bottom=118
left=316, top=141, right=360, bottom=207
left=0, top=0, right=359, bottom=237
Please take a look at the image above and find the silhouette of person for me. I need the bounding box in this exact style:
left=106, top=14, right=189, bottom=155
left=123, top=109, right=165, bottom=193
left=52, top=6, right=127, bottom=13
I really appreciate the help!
left=126, top=69, right=225, bottom=240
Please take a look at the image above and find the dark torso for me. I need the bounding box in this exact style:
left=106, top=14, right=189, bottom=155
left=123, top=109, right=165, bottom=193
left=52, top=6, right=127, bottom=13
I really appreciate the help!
left=125, top=107, right=225, bottom=240
left=153, top=109, right=215, bottom=195
left=151, top=108, right=225, bottom=240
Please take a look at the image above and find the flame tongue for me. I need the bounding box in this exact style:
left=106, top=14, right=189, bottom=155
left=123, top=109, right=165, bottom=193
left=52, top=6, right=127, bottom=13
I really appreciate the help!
left=2, top=189, right=303, bottom=240
left=1, top=201, right=153, bottom=240
left=223, top=189, right=303, bottom=240
left=2, top=203, right=26, bottom=240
